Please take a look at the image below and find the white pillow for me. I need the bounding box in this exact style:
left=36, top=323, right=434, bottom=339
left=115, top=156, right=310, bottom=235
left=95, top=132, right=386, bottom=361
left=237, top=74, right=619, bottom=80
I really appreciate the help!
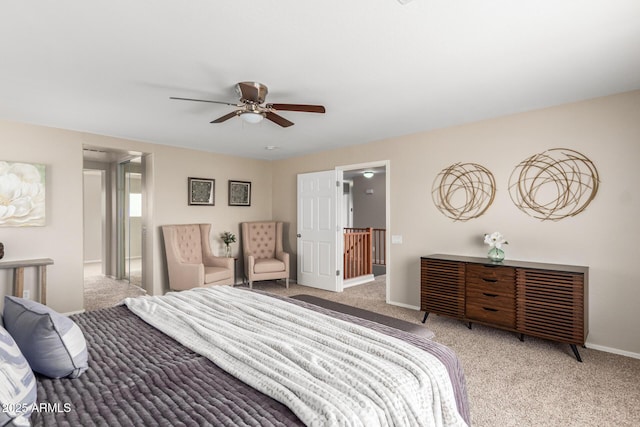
left=3, top=296, right=89, bottom=379
left=0, top=323, right=37, bottom=426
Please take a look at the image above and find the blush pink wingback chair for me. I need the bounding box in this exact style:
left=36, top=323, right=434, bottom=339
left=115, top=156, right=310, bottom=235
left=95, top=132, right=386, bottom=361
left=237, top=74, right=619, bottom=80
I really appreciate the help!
left=241, top=221, right=289, bottom=289
left=162, top=224, right=234, bottom=291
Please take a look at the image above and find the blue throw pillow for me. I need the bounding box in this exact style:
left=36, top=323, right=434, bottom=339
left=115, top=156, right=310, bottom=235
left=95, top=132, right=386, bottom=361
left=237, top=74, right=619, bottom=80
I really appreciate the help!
left=3, top=296, right=88, bottom=379
left=0, top=324, right=37, bottom=426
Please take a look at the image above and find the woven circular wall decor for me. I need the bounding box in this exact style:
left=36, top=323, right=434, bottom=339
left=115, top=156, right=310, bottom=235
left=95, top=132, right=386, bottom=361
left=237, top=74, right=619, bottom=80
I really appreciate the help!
left=431, top=162, right=496, bottom=221
left=508, top=148, right=599, bottom=221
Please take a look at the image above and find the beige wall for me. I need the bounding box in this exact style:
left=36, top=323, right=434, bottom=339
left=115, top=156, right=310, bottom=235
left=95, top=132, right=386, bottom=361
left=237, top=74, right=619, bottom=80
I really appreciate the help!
left=2, top=89, right=639, bottom=356
left=0, top=122, right=84, bottom=312
left=272, top=90, right=640, bottom=356
left=148, top=141, right=273, bottom=294
left=78, top=133, right=274, bottom=296
left=82, top=171, right=103, bottom=262
left=1, top=121, right=273, bottom=310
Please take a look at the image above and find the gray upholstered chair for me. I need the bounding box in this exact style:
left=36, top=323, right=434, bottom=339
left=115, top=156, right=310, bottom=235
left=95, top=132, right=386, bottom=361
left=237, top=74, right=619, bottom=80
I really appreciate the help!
left=162, top=224, right=234, bottom=291
left=241, top=221, right=289, bottom=289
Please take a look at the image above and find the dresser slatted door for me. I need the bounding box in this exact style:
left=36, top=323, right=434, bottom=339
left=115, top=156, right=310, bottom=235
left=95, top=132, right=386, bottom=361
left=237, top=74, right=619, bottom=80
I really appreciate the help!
left=516, top=268, right=585, bottom=345
left=421, top=258, right=465, bottom=318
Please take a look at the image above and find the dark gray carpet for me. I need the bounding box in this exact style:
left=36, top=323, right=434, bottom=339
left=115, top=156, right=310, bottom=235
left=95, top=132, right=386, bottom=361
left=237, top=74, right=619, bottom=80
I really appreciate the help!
left=290, top=294, right=435, bottom=340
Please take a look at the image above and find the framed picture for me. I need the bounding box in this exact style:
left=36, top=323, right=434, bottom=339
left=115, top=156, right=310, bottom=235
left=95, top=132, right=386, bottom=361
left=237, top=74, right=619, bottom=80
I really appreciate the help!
left=0, top=161, right=46, bottom=227
left=188, top=177, right=215, bottom=206
left=228, top=180, right=251, bottom=206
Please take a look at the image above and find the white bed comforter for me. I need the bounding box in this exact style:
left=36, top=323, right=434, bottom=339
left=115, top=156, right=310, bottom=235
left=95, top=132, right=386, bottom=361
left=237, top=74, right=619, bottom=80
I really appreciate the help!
left=124, top=287, right=467, bottom=427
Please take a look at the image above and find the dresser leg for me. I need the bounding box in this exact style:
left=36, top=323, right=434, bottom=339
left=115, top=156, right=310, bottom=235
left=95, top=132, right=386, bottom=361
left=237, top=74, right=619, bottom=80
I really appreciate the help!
left=570, top=344, right=583, bottom=362
left=421, top=312, right=429, bottom=323
left=467, top=322, right=472, bottom=330
left=519, top=333, right=524, bottom=342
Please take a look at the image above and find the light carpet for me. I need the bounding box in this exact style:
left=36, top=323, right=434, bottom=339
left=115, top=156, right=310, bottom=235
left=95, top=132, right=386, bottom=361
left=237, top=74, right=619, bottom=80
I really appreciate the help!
left=83, top=275, right=146, bottom=312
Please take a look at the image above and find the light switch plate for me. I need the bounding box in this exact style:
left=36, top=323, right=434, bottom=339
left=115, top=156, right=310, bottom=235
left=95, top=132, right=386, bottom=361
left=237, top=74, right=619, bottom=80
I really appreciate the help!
left=391, top=235, right=403, bottom=244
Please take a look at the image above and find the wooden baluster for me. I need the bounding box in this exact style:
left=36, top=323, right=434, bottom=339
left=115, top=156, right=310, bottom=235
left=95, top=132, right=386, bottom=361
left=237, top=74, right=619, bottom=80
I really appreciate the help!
left=14, top=267, right=25, bottom=298
left=40, top=265, right=47, bottom=305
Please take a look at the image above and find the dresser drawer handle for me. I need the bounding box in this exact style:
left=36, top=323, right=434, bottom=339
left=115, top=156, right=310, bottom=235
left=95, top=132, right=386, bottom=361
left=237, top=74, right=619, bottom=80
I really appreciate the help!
left=482, top=278, right=498, bottom=283
left=483, top=293, right=499, bottom=298
left=483, top=307, right=498, bottom=312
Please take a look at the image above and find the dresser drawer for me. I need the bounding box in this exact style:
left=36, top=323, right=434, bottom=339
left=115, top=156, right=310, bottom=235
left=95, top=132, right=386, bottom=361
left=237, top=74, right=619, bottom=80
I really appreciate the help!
left=466, top=264, right=515, bottom=295
left=466, top=287, right=515, bottom=311
left=466, top=302, right=515, bottom=328
left=467, top=263, right=515, bottom=281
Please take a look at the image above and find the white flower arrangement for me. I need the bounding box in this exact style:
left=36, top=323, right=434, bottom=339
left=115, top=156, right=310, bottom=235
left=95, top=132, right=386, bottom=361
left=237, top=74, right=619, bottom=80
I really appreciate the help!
left=484, top=232, right=508, bottom=249
left=220, top=231, right=236, bottom=257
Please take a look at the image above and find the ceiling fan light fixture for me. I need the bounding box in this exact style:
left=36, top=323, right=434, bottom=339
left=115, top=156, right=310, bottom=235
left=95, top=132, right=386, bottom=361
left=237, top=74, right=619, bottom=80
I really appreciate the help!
left=240, top=111, right=264, bottom=124
left=240, top=111, right=264, bottom=123
left=363, top=171, right=375, bottom=179
left=172, top=81, right=324, bottom=128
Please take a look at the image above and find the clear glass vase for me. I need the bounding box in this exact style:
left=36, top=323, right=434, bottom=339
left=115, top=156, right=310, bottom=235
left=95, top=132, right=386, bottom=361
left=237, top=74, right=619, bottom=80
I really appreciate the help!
left=487, top=247, right=505, bottom=262
left=224, top=245, right=232, bottom=258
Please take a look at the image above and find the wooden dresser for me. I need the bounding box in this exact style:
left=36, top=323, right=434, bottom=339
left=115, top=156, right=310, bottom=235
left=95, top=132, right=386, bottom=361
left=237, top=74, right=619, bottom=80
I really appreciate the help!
left=420, top=254, right=588, bottom=361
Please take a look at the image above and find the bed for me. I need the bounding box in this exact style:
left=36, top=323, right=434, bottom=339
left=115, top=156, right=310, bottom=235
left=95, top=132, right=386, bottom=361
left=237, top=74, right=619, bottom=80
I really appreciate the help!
left=32, top=288, right=470, bottom=426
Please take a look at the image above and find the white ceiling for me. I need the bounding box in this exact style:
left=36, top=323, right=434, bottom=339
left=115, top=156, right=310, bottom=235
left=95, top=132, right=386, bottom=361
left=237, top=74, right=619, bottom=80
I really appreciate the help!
left=1, top=1, right=639, bottom=160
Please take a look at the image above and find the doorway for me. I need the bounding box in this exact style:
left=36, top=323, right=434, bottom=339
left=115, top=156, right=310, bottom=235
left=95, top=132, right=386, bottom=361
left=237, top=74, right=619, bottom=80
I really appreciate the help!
left=83, top=146, right=152, bottom=308
left=296, top=160, right=390, bottom=302
left=341, top=165, right=387, bottom=278
left=339, top=162, right=388, bottom=303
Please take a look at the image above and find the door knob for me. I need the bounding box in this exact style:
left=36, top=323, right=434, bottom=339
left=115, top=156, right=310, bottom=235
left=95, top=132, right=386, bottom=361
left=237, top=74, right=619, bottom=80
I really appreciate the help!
left=297, top=233, right=301, bottom=238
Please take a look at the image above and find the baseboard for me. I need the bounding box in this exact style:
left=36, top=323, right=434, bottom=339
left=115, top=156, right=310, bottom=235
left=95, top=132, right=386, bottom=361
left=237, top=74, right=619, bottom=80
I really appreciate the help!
left=343, top=274, right=375, bottom=288
left=386, top=299, right=420, bottom=311
left=585, top=342, right=640, bottom=360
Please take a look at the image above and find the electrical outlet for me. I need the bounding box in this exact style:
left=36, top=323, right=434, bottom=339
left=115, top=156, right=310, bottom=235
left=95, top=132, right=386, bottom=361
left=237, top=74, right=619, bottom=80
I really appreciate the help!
left=22, top=290, right=31, bottom=300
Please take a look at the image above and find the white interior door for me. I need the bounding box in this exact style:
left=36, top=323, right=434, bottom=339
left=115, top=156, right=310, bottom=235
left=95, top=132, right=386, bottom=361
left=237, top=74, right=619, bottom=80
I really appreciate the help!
left=297, top=170, right=342, bottom=291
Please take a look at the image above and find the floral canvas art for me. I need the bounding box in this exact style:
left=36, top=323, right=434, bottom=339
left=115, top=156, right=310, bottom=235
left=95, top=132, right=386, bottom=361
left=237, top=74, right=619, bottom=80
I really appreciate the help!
left=0, top=161, right=46, bottom=227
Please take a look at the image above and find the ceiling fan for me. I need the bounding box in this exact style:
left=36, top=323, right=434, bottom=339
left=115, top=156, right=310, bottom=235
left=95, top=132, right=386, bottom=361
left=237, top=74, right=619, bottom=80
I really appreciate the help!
left=170, top=82, right=325, bottom=128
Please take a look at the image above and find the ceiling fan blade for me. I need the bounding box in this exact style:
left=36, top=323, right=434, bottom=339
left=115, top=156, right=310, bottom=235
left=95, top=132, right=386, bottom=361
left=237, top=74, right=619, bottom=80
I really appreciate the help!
left=267, top=103, right=326, bottom=113
left=237, top=82, right=261, bottom=103
left=170, top=96, right=238, bottom=106
left=265, top=111, right=294, bottom=128
left=210, top=111, right=240, bottom=123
